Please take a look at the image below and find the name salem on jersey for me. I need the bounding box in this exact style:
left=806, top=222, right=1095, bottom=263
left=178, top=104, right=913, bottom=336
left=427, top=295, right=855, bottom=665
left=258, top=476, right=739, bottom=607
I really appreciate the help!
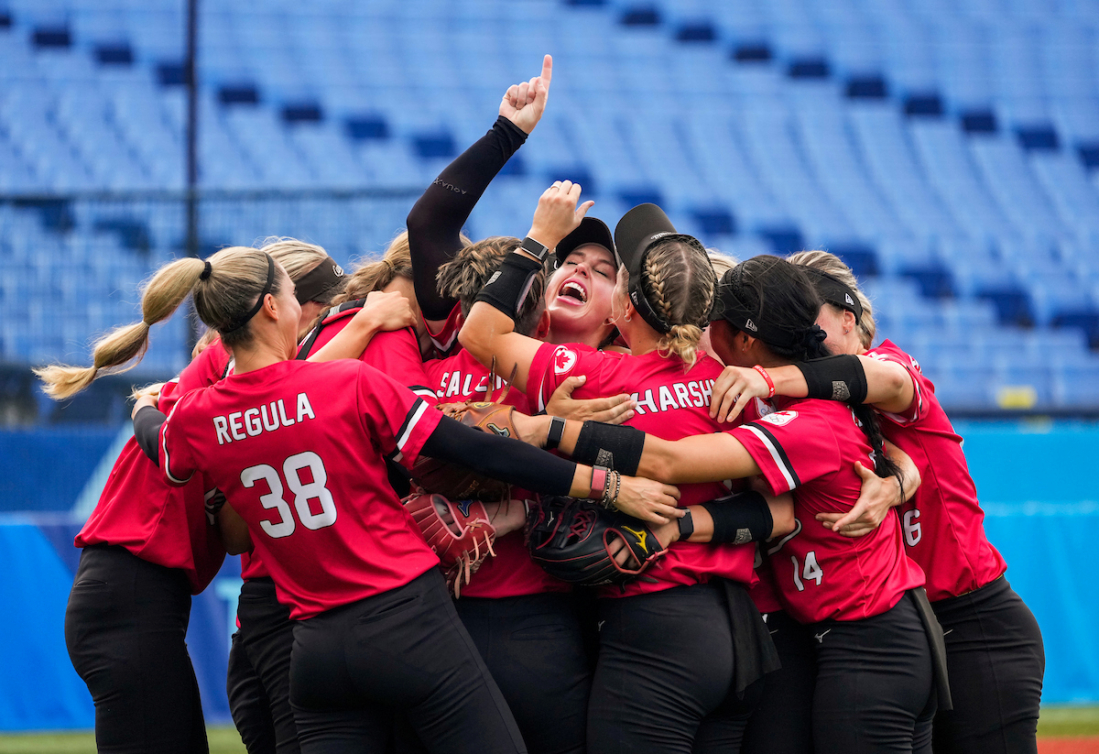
left=436, top=371, right=509, bottom=400
left=213, top=392, right=317, bottom=444
left=630, top=379, right=715, bottom=415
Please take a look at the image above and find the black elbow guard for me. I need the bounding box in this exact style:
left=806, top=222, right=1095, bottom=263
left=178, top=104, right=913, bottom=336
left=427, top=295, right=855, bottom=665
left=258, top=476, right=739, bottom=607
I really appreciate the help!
left=699, top=490, right=773, bottom=545
left=572, top=421, right=645, bottom=477
left=795, top=355, right=868, bottom=404
left=472, top=253, right=544, bottom=321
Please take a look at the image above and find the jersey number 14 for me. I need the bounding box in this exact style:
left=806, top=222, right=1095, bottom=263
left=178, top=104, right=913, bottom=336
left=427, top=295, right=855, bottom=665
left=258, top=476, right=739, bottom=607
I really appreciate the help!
left=791, top=551, right=823, bottom=591
left=241, top=451, right=337, bottom=538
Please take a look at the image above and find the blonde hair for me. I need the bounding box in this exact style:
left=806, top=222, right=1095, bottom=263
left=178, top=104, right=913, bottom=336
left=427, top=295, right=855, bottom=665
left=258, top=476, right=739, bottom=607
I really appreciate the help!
left=334, top=232, right=412, bottom=304
left=631, top=236, right=718, bottom=369
left=787, top=250, right=876, bottom=349
left=36, top=246, right=281, bottom=400
left=707, top=249, right=739, bottom=278
left=260, top=237, right=346, bottom=305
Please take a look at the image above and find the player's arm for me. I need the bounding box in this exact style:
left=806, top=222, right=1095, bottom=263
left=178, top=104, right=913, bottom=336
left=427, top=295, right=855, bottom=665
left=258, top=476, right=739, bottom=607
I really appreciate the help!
left=710, top=356, right=915, bottom=423
left=408, top=56, right=551, bottom=326
left=420, top=415, right=683, bottom=524
left=307, top=291, right=416, bottom=362
left=459, top=180, right=593, bottom=391
left=815, top=440, right=922, bottom=537
left=510, top=412, right=761, bottom=485
left=216, top=504, right=253, bottom=556
left=132, top=395, right=164, bottom=463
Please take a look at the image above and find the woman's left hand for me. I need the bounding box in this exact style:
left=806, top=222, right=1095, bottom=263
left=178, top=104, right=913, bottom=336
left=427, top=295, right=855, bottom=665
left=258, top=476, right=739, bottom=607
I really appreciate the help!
left=614, top=476, right=683, bottom=525
left=816, top=461, right=899, bottom=537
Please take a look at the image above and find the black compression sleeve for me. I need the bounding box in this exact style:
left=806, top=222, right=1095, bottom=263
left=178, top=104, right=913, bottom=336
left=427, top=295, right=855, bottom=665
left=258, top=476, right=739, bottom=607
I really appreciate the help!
left=133, top=405, right=167, bottom=464
left=795, top=355, right=868, bottom=404
left=407, top=116, right=528, bottom=320
left=420, top=415, right=576, bottom=496
left=699, top=491, right=773, bottom=545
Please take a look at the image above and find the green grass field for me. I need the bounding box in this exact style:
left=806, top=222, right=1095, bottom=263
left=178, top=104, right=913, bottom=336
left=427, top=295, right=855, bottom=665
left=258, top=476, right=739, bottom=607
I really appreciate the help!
left=0, top=707, right=1095, bottom=753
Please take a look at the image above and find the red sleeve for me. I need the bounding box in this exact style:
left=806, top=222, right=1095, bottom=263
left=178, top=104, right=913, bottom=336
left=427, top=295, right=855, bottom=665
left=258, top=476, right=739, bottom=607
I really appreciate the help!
left=355, top=363, right=443, bottom=469
left=728, top=408, right=841, bottom=494
left=864, top=343, right=927, bottom=426
left=159, top=397, right=199, bottom=487
left=174, top=339, right=231, bottom=397
left=359, top=329, right=438, bottom=403
left=526, top=343, right=602, bottom=413
left=424, top=302, right=462, bottom=359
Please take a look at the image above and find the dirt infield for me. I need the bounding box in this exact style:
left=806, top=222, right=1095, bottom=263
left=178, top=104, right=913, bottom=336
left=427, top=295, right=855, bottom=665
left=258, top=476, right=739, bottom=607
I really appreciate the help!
left=1040, top=737, right=1099, bottom=754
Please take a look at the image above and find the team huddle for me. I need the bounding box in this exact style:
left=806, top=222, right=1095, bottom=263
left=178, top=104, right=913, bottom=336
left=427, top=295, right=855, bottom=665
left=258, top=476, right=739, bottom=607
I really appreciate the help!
left=38, top=57, right=1045, bottom=754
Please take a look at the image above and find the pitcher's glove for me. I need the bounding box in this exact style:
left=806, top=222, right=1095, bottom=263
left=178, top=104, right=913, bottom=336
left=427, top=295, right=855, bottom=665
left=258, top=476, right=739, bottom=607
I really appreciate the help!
left=409, top=401, right=519, bottom=501
left=526, top=496, right=668, bottom=587
left=403, top=492, right=497, bottom=597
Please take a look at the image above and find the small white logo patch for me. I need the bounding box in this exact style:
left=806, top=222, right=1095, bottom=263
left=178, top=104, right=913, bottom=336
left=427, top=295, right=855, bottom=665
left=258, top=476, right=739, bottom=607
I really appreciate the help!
left=745, top=318, right=758, bottom=332
left=553, top=348, right=578, bottom=375
left=845, top=292, right=855, bottom=306
left=760, top=410, right=798, bottom=426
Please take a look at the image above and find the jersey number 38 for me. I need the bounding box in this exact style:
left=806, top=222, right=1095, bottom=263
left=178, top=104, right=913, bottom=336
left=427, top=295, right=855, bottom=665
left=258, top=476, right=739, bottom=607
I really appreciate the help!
left=241, top=451, right=337, bottom=538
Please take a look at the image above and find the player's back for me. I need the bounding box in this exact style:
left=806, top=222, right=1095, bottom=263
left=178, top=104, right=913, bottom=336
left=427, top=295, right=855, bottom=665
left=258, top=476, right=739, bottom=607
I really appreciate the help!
left=163, top=359, right=440, bottom=618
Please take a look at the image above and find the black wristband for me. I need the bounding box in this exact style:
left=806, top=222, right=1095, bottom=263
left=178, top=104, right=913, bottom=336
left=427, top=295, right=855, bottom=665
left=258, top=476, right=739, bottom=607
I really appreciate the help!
left=795, top=355, right=869, bottom=404
left=572, top=421, right=646, bottom=476
left=133, top=405, right=167, bottom=464
left=677, top=508, right=695, bottom=540
left=546, top=416, right=566, bottom=450
left=699, top=490, right=773, bottom=545
left=473, top=253, right=544, bottom=321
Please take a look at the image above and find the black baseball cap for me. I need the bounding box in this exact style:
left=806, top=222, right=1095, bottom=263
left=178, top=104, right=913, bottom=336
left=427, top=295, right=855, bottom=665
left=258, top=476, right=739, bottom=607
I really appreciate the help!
left=555, top=217, right=619, bottom=268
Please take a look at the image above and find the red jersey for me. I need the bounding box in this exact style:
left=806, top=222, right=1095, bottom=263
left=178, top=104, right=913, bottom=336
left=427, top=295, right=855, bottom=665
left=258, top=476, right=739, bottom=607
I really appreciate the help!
left=238, top=311, right=439, bottom=583
left=423, top=349, right=566, bottom=598
left=76, top=343, right=233, bottom=593
left=865, top=340, right=1007, bottom=601
left=304, top=305, right=437, bottom=403
left=730, top=397, right=925, bottom=623
left=528, top=343, right=757, bottom=597
left=424, top=302, right=463, bottom=359
left=159, top=359, right=443, bottom=619
left=737, top=398, right=785, bottom=615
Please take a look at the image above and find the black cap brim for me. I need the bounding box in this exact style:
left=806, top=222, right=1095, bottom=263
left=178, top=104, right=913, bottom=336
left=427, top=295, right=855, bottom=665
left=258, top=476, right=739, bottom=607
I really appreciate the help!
left=555, top=217, right=619, bottom=267
left=613, top=203, right=678, bottom=275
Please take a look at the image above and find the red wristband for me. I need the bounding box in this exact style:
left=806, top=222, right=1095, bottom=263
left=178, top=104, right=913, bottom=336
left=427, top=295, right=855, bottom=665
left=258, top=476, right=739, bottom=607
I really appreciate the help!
left=589, top=466, right=608, bottom=500
left=754, top=365, right=776, bottom=399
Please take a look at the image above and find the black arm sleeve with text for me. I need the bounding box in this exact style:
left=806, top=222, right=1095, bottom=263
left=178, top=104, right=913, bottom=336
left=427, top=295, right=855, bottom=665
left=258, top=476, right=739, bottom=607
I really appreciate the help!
left=406, top=116, right=528, bottom=320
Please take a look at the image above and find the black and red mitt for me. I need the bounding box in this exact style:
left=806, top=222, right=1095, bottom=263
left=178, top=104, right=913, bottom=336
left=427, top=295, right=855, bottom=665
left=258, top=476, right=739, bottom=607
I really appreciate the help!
left=526, top=496, right=669, bottom=587
left=403, top=492, right=497, bottom=597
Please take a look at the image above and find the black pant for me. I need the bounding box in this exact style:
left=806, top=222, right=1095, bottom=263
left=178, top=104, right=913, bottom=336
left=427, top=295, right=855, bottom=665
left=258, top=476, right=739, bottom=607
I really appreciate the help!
left=811, top=594, right=936, bottom=754
left=931, top=577, right=1045, bottom=754
left=227, top=578, right=299, bottom=754
left=741, top=610, right=816, bottom=754
left=227, top=629, right=277, bottom=753
left=64, top=545, right=208, bottom=754
left=587, top=582, right=762, bottom=754
left=456, top=593, right=591, bottom=754
left=290, top=568, right=526, bottom=754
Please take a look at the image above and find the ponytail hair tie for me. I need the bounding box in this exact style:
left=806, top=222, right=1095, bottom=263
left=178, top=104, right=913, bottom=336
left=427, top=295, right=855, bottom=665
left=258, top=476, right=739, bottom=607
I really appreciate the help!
left=802, top=324, right=827, bottom=349
left=200, top=260, right=213, bottom=281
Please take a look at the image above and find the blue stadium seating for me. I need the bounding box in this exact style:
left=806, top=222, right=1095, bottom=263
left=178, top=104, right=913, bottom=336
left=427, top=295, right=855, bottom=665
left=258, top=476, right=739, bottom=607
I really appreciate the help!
left=0, top=0, right=1098, bottom=412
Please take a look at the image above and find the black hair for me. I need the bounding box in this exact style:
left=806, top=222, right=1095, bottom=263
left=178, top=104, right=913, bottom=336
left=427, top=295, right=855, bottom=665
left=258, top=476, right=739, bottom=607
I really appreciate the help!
left=718, top=256, right=903, bottom=484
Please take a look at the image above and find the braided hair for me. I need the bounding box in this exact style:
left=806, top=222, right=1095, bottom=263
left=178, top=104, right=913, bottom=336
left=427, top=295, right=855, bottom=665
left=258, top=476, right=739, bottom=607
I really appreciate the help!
left=635, top=235, right=717, bottom=369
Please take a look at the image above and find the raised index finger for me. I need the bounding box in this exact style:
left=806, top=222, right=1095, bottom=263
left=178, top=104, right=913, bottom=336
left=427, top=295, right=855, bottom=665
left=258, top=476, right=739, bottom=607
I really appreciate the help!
left=541, top=54, right=553, bottom=89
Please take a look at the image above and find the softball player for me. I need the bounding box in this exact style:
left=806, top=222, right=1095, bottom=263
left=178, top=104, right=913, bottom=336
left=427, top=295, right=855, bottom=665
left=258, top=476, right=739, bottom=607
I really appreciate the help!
left=124, top=246, right=677, bottom=753
left=461, top=198, right=801, bottom=753
left=38, top=240, right=367, bottom=754
left=534, top=256, right=939, bottom=754
left=717, top=251, right=1045, bottom=754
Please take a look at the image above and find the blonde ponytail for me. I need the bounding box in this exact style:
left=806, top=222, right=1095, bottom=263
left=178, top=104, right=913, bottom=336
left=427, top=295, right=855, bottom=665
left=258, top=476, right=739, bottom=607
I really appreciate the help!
left=787, top=250, right=876, bottom=349
left=661, top=323, right=704, bottom=368
left=35, top=257, right=206, bottom=399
